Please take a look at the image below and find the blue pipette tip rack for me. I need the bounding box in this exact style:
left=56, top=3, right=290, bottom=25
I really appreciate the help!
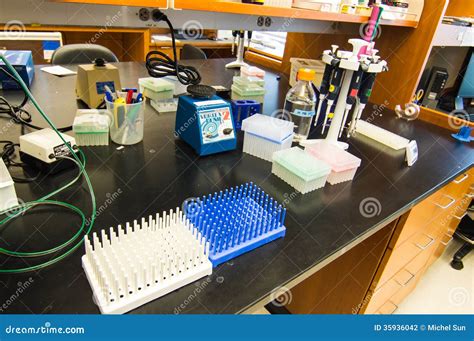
left=184, top=182, right=286, bottom=267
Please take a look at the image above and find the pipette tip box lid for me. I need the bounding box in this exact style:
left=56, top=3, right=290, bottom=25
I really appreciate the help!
left=73, top=109, right=110, bottom=146
left=82, top=207, right=213, bottom=314
left=272, top=147, right=331, bottom=194
left=241, top=114, right=294, bottom=162
left=184, top=182, right=286, bottom=267
left=138, top=77, right=174, bottom=102
left=240, top=65, right=265, bottom=79
left=305, top=142, right=361, bottom=185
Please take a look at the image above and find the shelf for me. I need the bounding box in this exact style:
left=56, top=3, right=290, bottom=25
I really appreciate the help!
left=52, top=0, right=418, bottom=28
left=51, top=0, right=168, bottom=6
left=175, top=1, right=417, bottom=27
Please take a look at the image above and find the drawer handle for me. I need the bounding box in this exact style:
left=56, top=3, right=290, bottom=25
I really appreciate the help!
left=453, top=173, right=469, bottom=184
left=466, top=193, right=474, bottom=199
left=395, top=270, right=415, bottom=287
left=435, top=195, right=456, bottom=209
left=415, top=235, right=435, bottom=250
left=441, top=234, right=453, bottom=246
left=452, top=212, right=467, bottom=220
left=387, top=301, right=398, bottom=314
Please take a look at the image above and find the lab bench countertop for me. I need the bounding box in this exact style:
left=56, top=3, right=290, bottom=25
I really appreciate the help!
left=0, top=60, right=472, bottom=314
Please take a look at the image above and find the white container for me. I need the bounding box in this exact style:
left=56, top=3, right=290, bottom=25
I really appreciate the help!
left=0, top=159, right=18, bottom=212
left=73, top=109, right=110, bottom=146
left=240, top=65, right=265, bottom=79
left=355, top=120, right=410, bottom=150
left=305, top=142, right=361, bottom=185
left=292, top=0, right=342, bottom=13
left=265, top=0, right=293, bottom=8
left=138, top=77, right=174, bottom=102
left=242, top=114, right=294, bottom=162
left=272, top=147, right=331, bottom=194
left=106, top=99, right=145, bottom=145
left=289, top=57, right=325, bottom=87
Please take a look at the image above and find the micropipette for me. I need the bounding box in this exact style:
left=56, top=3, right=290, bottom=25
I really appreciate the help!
left=339, top=68, right=364, bottom=138
left=314, top=45, right=338, bottom=127
left=348, top=71, right=376, bottom=137
left=321, top=64, right=344, bottom=135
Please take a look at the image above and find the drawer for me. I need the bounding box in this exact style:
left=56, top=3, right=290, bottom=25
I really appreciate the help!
left=426, top=231, right=454, bottom=268
left=390, top=269, right=420, bottom=307
left=442, top=172, right=473, bottom=200
left=377, top=300, right=398, bottom=315
left=365, top=279, right=401, bottom=314
left=377, top=232, right=432, bottom=287
left=393, top=191, right=441, bottom=249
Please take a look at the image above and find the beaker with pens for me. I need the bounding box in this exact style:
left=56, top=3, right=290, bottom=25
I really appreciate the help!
left=105, top=93, right=145, bottom=145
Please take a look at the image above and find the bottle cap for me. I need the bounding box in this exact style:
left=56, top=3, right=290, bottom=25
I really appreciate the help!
left=297, top=68, right=316, bottom=81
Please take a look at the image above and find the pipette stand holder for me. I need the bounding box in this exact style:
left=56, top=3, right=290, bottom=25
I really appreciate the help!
left=306, top=39, right=387, bottom=150
left=226, top=31, right=248, bottom=69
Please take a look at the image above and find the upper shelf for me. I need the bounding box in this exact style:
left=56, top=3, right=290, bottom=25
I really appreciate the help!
left=52, top=0, right=419, bottom=28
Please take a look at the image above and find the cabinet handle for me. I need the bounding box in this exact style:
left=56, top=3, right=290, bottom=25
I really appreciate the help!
left=395, top=270, right=415, bottom=287
left=466, top=193, right=474, bottom=199
left=435, top=194, right=456, bottom=209
left=388, top=301, right=398, bottom=314
left=453, top=173, right=469, bottom=184
left=441, top=234, right=453, bottom=246
left=415, top=235, right=435, bottom=250
left=452, top=212, right=467, bottom=220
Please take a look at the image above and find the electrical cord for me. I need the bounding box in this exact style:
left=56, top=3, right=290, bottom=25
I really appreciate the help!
left=0, top=140, right=40, bottom=183
left=0, top=66, right=72, bottom=132
left=145, top=11, right=201, bottom=85
left=0, top=55, right=96, bottom=274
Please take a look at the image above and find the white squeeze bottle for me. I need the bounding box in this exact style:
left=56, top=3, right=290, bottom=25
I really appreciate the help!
left=283, top=68, right=316, bottom=141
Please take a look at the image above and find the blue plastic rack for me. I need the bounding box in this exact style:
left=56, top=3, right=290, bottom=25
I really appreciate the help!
left=184, top=182, right=286, bottom=267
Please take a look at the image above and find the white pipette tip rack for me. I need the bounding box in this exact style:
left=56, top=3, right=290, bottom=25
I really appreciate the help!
left=82, top=208, right=213, bottom=314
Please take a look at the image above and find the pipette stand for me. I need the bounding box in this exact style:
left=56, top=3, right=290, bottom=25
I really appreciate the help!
left=304, top=39, right=387, bottom=150
left=226, top=31, right=248, bottom=69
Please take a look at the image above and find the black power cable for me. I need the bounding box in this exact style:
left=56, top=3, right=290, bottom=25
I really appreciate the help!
left=0, top=66, right=72, bottom=132
left=1, top=140, right=40, bottom=183
left=145, top=10, right=201, bottom=85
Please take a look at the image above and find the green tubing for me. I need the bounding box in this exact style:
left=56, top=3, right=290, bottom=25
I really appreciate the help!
left=0, top=55, right=97, bottom=274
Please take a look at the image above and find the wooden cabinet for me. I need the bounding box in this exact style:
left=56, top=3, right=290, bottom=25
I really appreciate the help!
left=285, top=219, right=397, bottom=314
left=362, top=168, right=474, bottom=314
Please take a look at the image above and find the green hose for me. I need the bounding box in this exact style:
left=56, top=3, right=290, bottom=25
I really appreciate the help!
left=0, top=55, right=97, bottom=273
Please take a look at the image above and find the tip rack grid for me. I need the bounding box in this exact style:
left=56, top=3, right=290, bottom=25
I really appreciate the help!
left=184, top=182, right=286, bottom=267
left=82, top=208, right=213, bottom=314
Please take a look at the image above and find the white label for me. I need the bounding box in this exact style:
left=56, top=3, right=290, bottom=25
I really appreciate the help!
left=199, top=107, right=235, bottom=144
left=194, top=99, right=227, bottom=107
